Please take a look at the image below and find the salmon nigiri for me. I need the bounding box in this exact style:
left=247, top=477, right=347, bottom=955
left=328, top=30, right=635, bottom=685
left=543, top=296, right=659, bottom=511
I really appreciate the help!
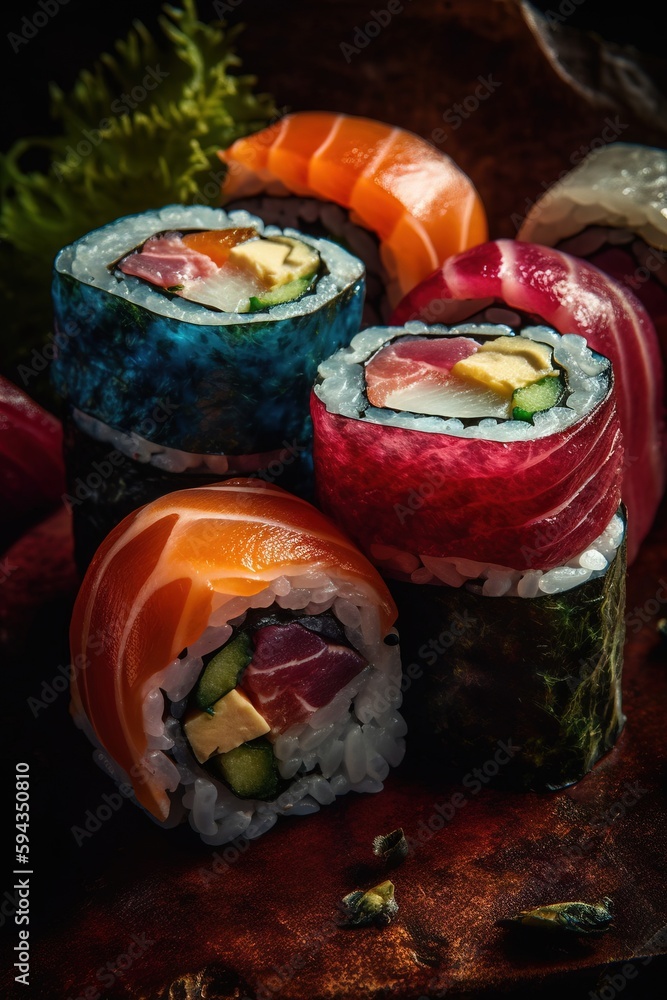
left=219, top=111, right=487, bottom=310
left=70, top=480, right=403, bottom=844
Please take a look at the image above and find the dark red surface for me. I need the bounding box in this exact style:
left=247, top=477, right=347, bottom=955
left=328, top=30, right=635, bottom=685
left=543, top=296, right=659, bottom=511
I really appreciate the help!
left=0, top=374, right=65, bottom=551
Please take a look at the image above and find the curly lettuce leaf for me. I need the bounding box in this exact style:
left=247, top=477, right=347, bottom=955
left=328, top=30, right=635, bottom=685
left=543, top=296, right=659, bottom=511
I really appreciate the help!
left=0, top=0, right=276, bottom=401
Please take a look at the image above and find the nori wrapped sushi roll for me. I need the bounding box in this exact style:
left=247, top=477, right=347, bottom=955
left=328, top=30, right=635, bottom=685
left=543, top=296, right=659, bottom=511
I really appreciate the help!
left=311, top=320, right=626, bottom=789
left=51, top=205, right=365, bottom=569
left=389, top=525, right=626, bottom=790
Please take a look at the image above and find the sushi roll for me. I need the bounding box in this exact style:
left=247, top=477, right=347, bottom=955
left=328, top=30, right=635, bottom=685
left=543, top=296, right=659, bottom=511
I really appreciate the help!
left=312, top=321, right=626, bottom=789
left=70, top=480, right=405, bottom=845
left=392, top=238, right=665, bottom=562
left=219, top=111, right=487, bottom=322
left=51, top=205, right=365, bottom=568
left=517, top=143, right=667, bottom=359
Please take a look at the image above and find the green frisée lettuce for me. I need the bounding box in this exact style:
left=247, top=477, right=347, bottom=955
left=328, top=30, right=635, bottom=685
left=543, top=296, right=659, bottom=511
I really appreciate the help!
left=0, top=0, right=276, bottom=396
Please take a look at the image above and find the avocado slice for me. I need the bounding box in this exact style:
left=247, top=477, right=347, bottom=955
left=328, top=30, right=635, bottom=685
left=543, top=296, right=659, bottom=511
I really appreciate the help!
left=206, top=737, right=284, bottom=800
left=194, top=633, right=252, bottom=710
left=229, top=235, right=320, bottom=289
left=184, top=688, right=270, bottom=764
left=511, top=375, right=564, bottom=422
left=452, top=337, right=555, bottom=397
left=248, top=273, right=317, bottom=312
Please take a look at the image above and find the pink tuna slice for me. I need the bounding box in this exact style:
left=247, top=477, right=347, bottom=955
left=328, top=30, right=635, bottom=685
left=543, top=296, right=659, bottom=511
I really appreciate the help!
left=241, top=622, right=367, bottom=733
left=391, top=239, right=666, bottom=561
left=584, top=245, right=667, bottom=358
left=364, top=335, right=512, bottom=418
left=366, top=336, right=479, bottom=408
left=118, top=234, right=218, bottom=288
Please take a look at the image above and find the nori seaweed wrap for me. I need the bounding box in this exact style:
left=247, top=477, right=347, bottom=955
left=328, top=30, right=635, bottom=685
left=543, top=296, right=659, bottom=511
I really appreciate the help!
left=389, top=526, right=626, bottom=790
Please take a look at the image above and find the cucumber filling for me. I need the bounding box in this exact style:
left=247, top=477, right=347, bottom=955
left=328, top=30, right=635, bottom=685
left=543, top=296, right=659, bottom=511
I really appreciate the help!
left=206, top=738, right=285, bottom=801
left=182, top=607, right=368, bottom=801
left=195, top=633, right=253, bottom=711
left=511, top=375, right=565, bottom=422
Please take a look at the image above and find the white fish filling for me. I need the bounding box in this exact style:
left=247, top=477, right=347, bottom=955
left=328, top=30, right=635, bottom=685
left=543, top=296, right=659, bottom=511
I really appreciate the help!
left=73, top=572, right=405, bottom=845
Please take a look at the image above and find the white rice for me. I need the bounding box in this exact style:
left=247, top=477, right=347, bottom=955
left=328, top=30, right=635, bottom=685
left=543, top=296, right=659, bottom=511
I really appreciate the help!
left=517, top=143, right=667, bottom=251
left=369, top=512, right=625, bottom=598
left=315, top=321, right=611, bottom=442
left=71, top=408, right=289, bottom=475
left=55, top=204, right=364, bottom=326
left=80, top=570, right=405, bottom=845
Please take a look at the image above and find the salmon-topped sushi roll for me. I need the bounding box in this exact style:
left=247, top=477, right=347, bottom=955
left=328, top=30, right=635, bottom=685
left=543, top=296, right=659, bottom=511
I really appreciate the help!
left=70, top=480, right=404, bottom=845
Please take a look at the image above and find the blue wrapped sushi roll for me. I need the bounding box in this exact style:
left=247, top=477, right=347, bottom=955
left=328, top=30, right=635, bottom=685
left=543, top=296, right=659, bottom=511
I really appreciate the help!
left=51, top=205, right=365, bottom=567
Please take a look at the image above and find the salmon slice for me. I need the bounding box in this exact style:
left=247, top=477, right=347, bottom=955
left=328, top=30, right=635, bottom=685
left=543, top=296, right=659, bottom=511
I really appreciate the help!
left=70, top=480, right=396, bottom=821
left=182, top=228, right=258, bottom=266
left=219, top=112, right=487, bottom=304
